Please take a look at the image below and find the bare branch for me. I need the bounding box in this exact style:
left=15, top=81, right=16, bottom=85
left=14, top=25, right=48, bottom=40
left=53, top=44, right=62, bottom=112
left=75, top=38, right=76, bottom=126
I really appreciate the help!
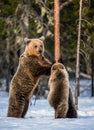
left=60, top=0, right=73, bottom=10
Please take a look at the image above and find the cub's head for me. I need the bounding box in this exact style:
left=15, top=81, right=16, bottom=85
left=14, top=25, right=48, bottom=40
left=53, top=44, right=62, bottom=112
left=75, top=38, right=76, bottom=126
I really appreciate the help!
left=24, top=37, right=44, bottom=56
left=51, top=63, right=68, bottom=79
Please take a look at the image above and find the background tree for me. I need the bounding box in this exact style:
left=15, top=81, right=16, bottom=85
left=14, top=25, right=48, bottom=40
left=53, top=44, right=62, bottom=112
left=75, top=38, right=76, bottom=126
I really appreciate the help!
left=75, top=0, right=82, bottom=110
left=54, top=0, right=60, bottom=62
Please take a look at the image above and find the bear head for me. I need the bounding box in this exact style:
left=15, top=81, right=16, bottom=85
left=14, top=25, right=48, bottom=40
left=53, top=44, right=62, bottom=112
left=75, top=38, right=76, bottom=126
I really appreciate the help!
left=51, top=63, right=68, bottom=79
left=24, top=37, right=45, bottom=57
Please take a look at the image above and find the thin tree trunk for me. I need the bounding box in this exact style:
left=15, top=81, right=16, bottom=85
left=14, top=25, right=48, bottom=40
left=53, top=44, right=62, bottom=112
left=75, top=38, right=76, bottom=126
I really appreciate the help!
left=91, top=53, right=94, bottom=96
left=6, top=37, right=10, bottom=92
left=21, top=0, right=30, bottom=38
left=54, top=0, right=60, bottom=63
left=75, top=0, right=82, bottom=110
left=15, top=0, right=30, bottom=54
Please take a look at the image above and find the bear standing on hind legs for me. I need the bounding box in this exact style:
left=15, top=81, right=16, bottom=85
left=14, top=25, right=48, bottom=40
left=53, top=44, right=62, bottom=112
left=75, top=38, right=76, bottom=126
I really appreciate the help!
left=67, top=87, right=77, bottom=118
left=7, top=37, right=52, bottom=118
left=48, top=63, right=77, bottom=118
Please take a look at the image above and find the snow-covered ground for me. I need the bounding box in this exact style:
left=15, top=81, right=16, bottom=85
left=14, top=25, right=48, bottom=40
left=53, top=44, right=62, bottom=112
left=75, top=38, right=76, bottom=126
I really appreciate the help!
left=0, top=91, right=94, bottom=130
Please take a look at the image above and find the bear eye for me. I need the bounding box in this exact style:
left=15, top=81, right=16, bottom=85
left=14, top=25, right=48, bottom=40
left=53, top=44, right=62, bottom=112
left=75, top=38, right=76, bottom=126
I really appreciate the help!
left=60, top=66, right=63, bottom=69
left=40, top=45, right=43, bottom=48
left=61, top=65, right=64, bottom=69
left=34, top=45, right=37, bottom=48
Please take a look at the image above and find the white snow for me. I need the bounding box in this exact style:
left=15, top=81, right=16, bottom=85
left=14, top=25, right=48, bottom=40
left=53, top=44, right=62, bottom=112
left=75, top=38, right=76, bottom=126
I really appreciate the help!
left=0, top=91, right=94, bottom=130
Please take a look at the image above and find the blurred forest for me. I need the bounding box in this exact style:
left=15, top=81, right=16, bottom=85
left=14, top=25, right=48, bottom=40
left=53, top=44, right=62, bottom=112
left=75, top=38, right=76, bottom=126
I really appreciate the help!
left=0, top=0, right=94, bottom=95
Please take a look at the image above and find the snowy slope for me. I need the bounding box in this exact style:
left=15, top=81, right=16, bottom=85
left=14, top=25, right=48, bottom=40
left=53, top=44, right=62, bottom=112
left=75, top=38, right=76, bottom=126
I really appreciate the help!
left=0, top=92, right=94, bottom=130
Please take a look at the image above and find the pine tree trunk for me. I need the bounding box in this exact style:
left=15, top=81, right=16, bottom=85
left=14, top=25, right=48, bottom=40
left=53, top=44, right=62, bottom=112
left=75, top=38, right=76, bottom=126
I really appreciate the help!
left=21, top=0, right=30, bottom=38
left=6, top=37, right=10, bottom=92
left=54, top=0, right=60, bottom=62
left=75, top=0, right=82, bottom=110
left=15, top=0, right=30, bottom=54
left=91, top=53, right=94, bottom=96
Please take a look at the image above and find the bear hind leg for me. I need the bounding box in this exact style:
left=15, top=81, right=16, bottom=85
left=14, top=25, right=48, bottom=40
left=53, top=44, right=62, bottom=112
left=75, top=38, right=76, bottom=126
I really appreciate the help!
left=21, top=100, right=29, bottom=118
left=7, top=104, right=24, bottom=118
left=55, top=103, right=68, bottom=118
left=67, top=88, right=77, bottom=118
left=7, top=97, right=26, bottom=118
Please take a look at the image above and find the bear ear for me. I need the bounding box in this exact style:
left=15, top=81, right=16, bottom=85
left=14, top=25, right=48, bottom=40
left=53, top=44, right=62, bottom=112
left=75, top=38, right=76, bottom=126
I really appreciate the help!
left=24, top=38, right=31, bottom=44
left=39, top=36, right=45, bottom=42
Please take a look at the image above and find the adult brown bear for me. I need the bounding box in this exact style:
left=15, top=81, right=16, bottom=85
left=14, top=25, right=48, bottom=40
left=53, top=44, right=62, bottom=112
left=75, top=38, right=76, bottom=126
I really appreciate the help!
left=7, top=37, right=52, bottom=118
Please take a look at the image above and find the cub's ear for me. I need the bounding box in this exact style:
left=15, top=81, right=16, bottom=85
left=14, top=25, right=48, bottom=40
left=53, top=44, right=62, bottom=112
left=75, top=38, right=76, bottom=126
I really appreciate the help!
left=39, top=36, right=45, bottom=42
left=24, top=38, right=31, bottom=44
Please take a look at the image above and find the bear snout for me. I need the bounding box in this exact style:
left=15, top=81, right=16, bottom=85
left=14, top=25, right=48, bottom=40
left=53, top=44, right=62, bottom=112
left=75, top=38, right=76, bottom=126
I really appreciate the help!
left=39, top=49, right=42, bottom=54
left=56, top=71, right=64, bottom=79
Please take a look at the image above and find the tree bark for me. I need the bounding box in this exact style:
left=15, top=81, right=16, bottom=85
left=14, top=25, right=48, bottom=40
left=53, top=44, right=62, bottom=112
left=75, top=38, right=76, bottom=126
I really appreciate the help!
left=54, top=0, right=60, bottom=63
left=15, top=0, right=30, bottom=54
left=75, top=0, right=82, bottom=110
left=6, top=37, right=10, bottom=92
left=21, top=0, right=30, bottom=38
left=91, top=53, right=94, bottom=96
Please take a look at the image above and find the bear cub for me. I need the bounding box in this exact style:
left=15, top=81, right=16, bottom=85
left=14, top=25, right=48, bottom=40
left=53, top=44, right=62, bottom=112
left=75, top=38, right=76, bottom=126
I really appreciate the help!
left=7, top=37, right=52, bottom=118
left=48, top=63, right=77, bottom=118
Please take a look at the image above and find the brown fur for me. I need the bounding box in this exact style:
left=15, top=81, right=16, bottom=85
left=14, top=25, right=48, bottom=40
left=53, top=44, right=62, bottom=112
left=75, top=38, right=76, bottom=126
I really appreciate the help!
left=48, top=63, right=69, bottom=118
left=7, top=37, right=52, bottom=118
left=48, top=63, right=77, bottom=118
left=67, top=88, right=77, bottom=118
